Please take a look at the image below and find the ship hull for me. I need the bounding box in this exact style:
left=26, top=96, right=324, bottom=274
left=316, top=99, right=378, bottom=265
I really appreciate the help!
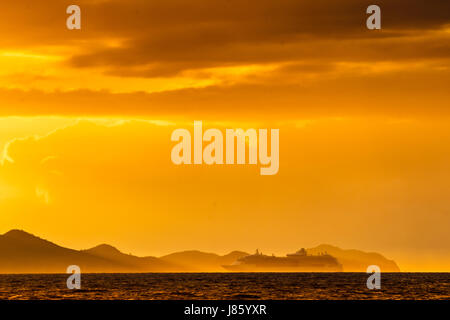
left=222, top=264, right=343, bottom=272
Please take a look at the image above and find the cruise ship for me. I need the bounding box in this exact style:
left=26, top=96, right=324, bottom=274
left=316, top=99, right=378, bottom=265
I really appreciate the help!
left=222, top=248, right=343, bottom=272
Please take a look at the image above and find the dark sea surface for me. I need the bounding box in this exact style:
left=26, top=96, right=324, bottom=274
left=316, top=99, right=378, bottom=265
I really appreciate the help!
left=0, top=273, right=448, bottom=300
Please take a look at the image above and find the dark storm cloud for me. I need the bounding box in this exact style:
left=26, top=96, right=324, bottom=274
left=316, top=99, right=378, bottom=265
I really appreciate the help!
left=68, top=0, right=450, bottom=75
left=0, top=0, right=449, bottom=77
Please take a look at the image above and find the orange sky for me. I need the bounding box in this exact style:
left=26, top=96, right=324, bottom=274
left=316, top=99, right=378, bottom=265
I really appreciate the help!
left=0, top=0, right=449, bottom=271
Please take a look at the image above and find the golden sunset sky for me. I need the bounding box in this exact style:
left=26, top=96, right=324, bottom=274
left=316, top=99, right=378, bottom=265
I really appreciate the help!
left=0, top=0, right=449, bottom=271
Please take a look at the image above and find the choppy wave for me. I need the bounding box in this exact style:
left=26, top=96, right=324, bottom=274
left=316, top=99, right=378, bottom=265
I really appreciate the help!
left=0, top=273, right=448, bottom=300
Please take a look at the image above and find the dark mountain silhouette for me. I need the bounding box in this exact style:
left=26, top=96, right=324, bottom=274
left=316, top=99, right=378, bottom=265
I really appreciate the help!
left=0, top=230, right=181, bottom=273
left=0, top=230, right=116, bottom=273
left=0, top=230, right=400, bottom=273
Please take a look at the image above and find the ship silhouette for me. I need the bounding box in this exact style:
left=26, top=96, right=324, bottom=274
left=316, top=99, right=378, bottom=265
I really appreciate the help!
left=223, top=248, right=343, bottom=272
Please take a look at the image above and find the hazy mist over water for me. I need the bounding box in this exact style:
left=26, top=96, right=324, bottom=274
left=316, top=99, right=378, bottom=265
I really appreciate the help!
left=0, top=273, right=448, bottom=300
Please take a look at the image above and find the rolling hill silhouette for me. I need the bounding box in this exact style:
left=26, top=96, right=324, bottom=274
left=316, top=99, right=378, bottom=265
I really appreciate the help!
left=0, top=230, right=400, bottom=273
left=0, top=230, right=116, bottom=273
left=0, top=230, right=178, bottom=273
left=82, top=244, right=178, bottom=272
left=160, top=250, right=248, bottom=272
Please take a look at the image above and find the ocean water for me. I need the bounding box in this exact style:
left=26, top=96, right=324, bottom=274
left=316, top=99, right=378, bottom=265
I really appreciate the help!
left=0, top=273, right=448, bottom=300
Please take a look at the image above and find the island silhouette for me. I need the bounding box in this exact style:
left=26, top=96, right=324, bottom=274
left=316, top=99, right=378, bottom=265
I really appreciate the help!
left=0, top=230, right=400, bottom=273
